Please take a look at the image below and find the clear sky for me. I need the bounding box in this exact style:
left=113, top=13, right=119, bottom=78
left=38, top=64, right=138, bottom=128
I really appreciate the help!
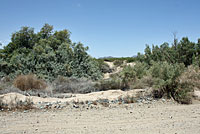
left=0, top=0, right=200, bottom=58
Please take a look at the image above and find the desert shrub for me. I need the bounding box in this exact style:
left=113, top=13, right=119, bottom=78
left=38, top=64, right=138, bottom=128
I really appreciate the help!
left=130, top=75, right=154, bottom=89
left=99, top=62, right=149, bottom=90
left=119, top=66, right=136, bottom=89
left=127, top=62, right=194, bottom=104
left=173, top=82, right=193, bottom=104
left=177, top=65, right=200, bottom=89
left=120, top=62, right=148, bottom=80
left=132, top=62, right=149, bottom=79
left=117, top=62, right=149, bottom=89
left=96, top=78, right=124, bottom=91
left=149, top=62, right=185, bottom=96
left=53, top=76, right=97, bottom=93
left=147, top=62, right=190, bottom=103
left=113, top=60, right=124, bottom=67
left=173, top=65, right=200, bottom=104
left=13, top=74, right=47, bottom=91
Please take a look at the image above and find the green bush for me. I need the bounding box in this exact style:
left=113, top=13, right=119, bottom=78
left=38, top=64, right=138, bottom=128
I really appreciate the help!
left=117, top=62, right=149, bottom=89
left=148, top=62, right=185, bottom=97
left=119, top=65, right=136, bottom=89
left=130, top=75, right=154, bottom=89
left=0, top=24, right=102, bottom=81
left=146, top=62, right=196, bottom=104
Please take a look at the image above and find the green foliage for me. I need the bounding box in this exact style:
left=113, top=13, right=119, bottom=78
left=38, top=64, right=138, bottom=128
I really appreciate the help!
left=109, top=61, right=191, bottom=103
left=133, top=37, right=200, bottom=103
left=119, top=65, right=136, bottom=89
left=148, top=62, right=185, bottom=97
left=109, top=62, right=149, bottom=89
left=0, top=24, right=102, bottom=81
left=120, top=62, right=148, bottom=85
left=142, top=37, right=200, bottom=67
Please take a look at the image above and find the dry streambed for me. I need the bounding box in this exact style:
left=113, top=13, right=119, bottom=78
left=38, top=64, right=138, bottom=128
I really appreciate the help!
left=0, top=89, right=200, bottom=134
left=0, top=100, right=200, bottom=134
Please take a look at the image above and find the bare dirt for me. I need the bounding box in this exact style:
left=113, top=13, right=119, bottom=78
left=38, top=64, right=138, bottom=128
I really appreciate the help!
left=1, top=100, right=200, bottom=134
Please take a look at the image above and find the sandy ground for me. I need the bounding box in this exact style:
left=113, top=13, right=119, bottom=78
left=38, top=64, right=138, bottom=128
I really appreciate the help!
left=0, top=89, right=148, bottom=108
left=1, top=101, right=200, bottom=134
left=103, top=61, right=136, bottom=79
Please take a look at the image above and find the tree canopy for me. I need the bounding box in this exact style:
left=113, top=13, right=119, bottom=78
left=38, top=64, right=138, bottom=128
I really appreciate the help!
left=139, top=37, right=200, bottom=67
left=0, top=24, right=102, bottom=81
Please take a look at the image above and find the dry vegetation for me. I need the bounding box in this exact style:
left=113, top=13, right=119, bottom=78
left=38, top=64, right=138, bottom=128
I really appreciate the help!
left=0, top=61, right=200, bottom=111
left=13, top=74, right=47, bottom=91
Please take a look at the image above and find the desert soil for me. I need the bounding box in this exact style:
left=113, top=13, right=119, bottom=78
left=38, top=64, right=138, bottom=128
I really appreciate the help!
left=1, top=101, right=200, bottom=134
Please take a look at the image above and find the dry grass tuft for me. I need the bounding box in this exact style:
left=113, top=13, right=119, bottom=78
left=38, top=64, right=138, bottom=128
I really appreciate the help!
left=13, top=74, right=47, bottom=91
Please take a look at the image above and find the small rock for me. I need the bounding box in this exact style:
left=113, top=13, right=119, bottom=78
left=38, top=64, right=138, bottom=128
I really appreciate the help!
left=73, top=104, right=79, bottom=108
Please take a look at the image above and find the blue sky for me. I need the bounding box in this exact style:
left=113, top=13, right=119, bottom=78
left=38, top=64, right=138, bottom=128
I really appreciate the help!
left=0, top=0, right=200, bottom=58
